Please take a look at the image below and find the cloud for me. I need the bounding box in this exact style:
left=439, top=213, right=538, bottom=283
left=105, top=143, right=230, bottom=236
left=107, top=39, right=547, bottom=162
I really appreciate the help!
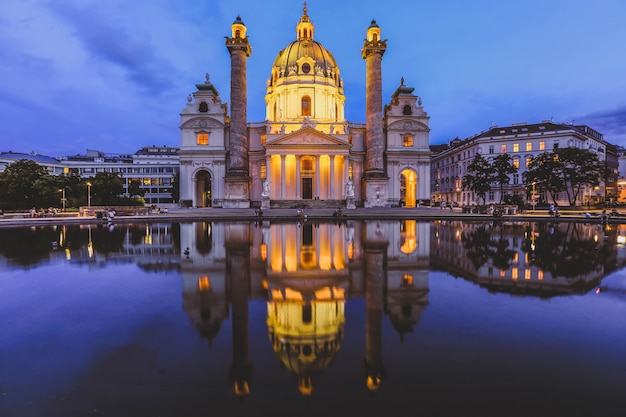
left=46, top=2, right=179, bottom=96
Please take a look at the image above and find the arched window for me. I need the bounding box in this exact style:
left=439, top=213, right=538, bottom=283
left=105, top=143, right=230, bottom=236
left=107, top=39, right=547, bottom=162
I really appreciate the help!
left=301, top=95, right=311, bottom=116
left=403, top=105, right=412, bottom=115
left=198, top=102, right=208, bottom=112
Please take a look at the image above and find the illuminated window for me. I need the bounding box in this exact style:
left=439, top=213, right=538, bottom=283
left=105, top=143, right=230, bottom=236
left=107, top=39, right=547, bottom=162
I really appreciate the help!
left=501, top=144, right=506, bottom=153
left=403, top=135, right=414, bottom=147
left=513, top=143, right=519, bottom=152
left=538, top=270, right=544, bottom=281
left=525, top=269, right=531, bottom=280
left=512, top=268, right=518, bottom=280
left=500, top=269, right=506, bottom=277
left=539, top=141, right=545, bottom=151
left=348, top=164, right=353, bottom=180
left=526, top=157, right=532, bottom=168
left=260, top=164, right=267, bottom=180
left=526, top=142, right=532, bottom=151
left=197, top=133, right=209, bottom=145
left=260, top=243, right=267, bottom=261
left=302, top=95, right=311, bottom=116
left=513, top=159, right=519, bottom=168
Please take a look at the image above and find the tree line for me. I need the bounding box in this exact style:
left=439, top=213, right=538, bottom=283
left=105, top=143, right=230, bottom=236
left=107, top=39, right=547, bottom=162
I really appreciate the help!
left=0, top=159, right=149, bottom=211
left=461, top=147, right=606, bottom=207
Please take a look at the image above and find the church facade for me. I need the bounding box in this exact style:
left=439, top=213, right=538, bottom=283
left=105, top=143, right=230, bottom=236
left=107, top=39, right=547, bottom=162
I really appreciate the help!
left=179, top=5, right=431, bottom=209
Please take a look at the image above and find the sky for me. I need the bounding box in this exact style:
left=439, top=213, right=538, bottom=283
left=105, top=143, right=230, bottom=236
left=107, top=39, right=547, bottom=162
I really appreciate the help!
left=1, top=0, right=626, bottom=157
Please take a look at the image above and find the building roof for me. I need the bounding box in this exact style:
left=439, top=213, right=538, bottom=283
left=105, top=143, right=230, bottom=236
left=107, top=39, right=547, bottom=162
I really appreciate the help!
left=0, top=151, right=60, bottom=164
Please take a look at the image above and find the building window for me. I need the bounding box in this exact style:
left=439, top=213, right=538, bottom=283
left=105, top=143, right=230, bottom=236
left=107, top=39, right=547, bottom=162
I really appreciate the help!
left=302, top=158, right=313, bottom=172
left=526, top=142, right=532, bottom=151
left=197, top=133, right=209, bottom=145
left=403, top=105, right=412, bottom=115
left=403, top=135, right=413, bottom=147
left=513, top=159, right=520, bottom=168
left=489, top=145, right=494, bottom=154
left=501, top=144, right=506, bottom=153
left=302, top=95, right=311, bottom=116
left=513, top=174, right=519, bottom=185
left=553, top=142, right=559, bottom=150
left=260, top=164, right=267, bottom=180
left=513, top=143, right=519, bottom=152
left=539, top=141, right=545, bottom=151
left=348, top=164, right=353, bottom=180
left=488, top=191, right=494, bottom=201
left=198, top=102, right=208, bottom=112
left=526, top=157, right=532, bottom=168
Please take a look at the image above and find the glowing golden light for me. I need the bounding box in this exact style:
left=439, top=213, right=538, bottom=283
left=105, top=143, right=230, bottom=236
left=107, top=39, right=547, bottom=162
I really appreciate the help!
left=260, top=243, right=268, bottom=261
left=198, top=276, right=211, bottom=291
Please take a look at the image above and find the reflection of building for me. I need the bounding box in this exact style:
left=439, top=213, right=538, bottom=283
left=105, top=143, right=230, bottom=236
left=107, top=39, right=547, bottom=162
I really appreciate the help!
left=430, top=122, right=617, bottom=207
left=430, top=220, right=615, bottom=296
left=175, top=219, right=432, bottom=396
left=179, top=5, right=431, bottom=209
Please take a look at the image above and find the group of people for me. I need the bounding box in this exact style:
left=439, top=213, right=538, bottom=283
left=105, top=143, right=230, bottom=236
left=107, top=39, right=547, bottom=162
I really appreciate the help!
left=30, top=207, right=57, bottom=217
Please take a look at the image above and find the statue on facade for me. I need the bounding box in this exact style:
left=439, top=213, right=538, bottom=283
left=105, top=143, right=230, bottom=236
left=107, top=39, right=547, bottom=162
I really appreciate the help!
left=262, top=180, right=271, bottom=197
left=345, top=179, right=355, bottom=198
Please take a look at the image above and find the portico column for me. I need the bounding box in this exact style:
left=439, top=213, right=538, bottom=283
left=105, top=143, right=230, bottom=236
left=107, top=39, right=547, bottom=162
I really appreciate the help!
left=315, top=156, right=321, bottom=199
left=281, top=155, right=286, bottom=200
left=330, top=155, right=335, bottom=199
left=296, top=155, right=301, bottom=200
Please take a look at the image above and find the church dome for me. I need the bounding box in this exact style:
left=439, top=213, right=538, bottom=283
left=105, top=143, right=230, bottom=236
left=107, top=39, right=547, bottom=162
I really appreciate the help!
left=265, top=4, right=345, bottom=124
left=272, top=39, right=339, bottom=79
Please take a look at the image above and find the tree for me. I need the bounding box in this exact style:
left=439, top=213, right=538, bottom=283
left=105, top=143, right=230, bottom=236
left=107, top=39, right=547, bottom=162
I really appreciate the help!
left=0, top=159, right=49, bottom=209
left=89, top=172, right=124, bottom=205
left=128, top=180, right=145, bottom=198
left=524, top=148, right=604, bottom=206
left=492, top=154, right=518, bottom=204
left=171, top=172, right=180, bottom=203
left=462, top=153, right=494, bottom=205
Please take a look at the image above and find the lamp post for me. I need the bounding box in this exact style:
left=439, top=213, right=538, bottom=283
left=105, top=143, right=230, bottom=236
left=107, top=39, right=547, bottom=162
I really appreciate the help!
left=87, top=182, right=91, bottom=208
left=58, top=188, right=66, bottom=212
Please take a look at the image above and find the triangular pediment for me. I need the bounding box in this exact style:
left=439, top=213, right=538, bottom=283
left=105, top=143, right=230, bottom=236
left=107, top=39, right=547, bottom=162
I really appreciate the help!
left=265, top=127, right=349, bottom=148
left=387, top=119, right=429, bottom=132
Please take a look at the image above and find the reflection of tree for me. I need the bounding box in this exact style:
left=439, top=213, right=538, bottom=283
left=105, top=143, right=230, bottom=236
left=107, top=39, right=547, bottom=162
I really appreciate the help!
left=0, top=227, right=60, bottom=266
left=461, top=226, right=492, bottom=270
left=461, top=224, right=516, bottom=271
left=524, top=222, right=604, bottom=278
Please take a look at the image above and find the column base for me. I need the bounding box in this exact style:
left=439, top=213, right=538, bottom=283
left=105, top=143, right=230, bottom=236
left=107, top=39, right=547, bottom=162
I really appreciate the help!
left=223, top=176, right=251, bottom=209
left=346, top=197, right=356, bottom=209
left=261, top=196, right=271, bottom=209
left=363, top=177, right=389, bottom=208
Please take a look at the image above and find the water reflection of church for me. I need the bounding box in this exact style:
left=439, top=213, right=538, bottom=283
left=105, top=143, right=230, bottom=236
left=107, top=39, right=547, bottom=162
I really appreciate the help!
left=179, top=220, right=431, bottom=396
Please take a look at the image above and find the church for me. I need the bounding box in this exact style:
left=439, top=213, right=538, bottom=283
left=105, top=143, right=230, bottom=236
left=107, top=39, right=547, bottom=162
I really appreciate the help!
left=178, top=4, right=431, bottom=209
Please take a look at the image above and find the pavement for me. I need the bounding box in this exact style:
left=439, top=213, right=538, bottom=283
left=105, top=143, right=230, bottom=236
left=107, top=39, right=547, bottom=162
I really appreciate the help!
left=0, top=206, right=623, bottom=227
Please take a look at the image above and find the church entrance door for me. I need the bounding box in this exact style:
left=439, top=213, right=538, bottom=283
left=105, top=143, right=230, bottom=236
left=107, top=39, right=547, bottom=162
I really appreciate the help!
left=302, top=177, right=313, bottom=200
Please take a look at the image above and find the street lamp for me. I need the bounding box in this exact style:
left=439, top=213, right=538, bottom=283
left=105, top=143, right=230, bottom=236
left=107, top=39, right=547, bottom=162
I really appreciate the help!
left=58, top=188, right=66, bottom=212
left=87, top=182, right=91, bottom=208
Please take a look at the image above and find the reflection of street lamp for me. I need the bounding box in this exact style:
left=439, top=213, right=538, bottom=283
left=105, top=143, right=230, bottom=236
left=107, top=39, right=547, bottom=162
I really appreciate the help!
left=532, top=182, right=536, bottom=210
left=87, top=182, right=92, bottom=208
left=58, top=188, right=66, bottom=212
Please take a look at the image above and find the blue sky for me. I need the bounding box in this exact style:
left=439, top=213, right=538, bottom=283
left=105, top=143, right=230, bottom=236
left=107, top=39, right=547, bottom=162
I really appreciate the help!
left=1, top=0, right=626, bottom=157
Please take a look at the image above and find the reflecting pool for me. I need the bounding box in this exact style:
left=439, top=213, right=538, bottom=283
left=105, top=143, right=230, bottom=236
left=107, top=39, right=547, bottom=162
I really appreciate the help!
left=1, top=219, right=625, bottom=416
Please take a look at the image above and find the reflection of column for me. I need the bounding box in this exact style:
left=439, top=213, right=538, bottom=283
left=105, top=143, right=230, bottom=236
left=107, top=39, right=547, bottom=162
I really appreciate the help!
left=363, top=223, right=388, bottom=392
left=281, top=155, right=286, bottom=200
left=226, top=224, right=253, bottom=397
